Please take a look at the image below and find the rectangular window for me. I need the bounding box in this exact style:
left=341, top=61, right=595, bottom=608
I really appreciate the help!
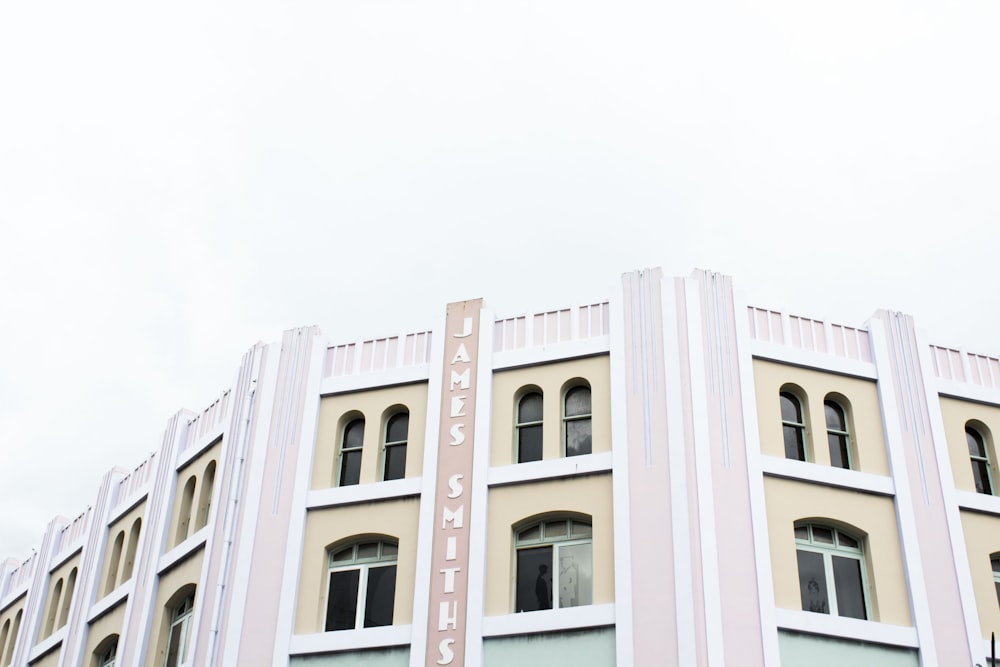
left=832, top=556, right=867, bottom=620
left=363, top=565, right=397, bottom=628
left=796, top=550, right=829, bottom=614
left=516, top=546, right=553, bottom=612
left=326, top=570, right=361, bottom=631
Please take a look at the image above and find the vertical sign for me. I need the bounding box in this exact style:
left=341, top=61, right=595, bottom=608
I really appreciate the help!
left=425, top=300, right=482, bottom=666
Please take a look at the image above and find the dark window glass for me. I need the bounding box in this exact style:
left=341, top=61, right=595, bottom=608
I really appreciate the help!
left=825, top=401, right=851, bottom=469
left=517, top=393, right=543, bottom=463
left=383, top=445, right=406, bottom=481
left=325, top=570, right=360, bottom=631
left=383, top=413, right=408, bottom=481
left=386, top=413, right=408, bottom=444
left=780, top=392, right=806, bottom=461
left=797, top=550, right=829, bottom=614
left=564, top=386, right=592, bottom=457
left=518, top=425, right=543, bottom=463
left=967, top=428, right=993, bottom=495
left=832, top=556, right=867, bottom=620
left=516, top=546, right=553, bottom=612
left=363, top=565, right=397, bottom=628
left=339, top=419, right=364, bottom=486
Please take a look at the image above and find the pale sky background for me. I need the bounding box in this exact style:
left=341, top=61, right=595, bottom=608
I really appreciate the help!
left=1, top=1, right=998, bottom=560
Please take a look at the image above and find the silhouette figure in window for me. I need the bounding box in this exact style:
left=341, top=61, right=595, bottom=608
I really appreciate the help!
left=535, top=564, right=551, bottom=610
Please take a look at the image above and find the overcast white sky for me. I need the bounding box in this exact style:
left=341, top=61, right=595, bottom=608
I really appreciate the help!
left=1, top=1, right=998, bottom=559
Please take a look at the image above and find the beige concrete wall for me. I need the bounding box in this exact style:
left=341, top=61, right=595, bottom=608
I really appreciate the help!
left=753, top=359, right=889, bottom=474
left=27, top=645, right=60, bottom=667
left=295, top=497, right=421, bottom=634
left=311, top=383, right=429, bottom=489
left=959, top=510, right=1000, bottom=639
left=483, top=474, right=614, bottom=616
left=144, top=549, right=204, bottom=667
left=764, top=477, right=911, bottom=626
left=167, top=441, right=222, bottom=549
left=101, top=500, right=147, bottom=597
left=0, top=595, right=25, bottom=665
left=38, top=554, right=81, bottom=642
left=83, top=601, right=125, bottom=667
left=939, top=397, right=1000, bottom=494
left=490, top=355, right=611, bottom=467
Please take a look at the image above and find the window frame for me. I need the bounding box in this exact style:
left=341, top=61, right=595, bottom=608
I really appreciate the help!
left=780, top=391, right=808, bottom=462
left=516, top=390, right=544, bottom=463
left=164, top=594, right=194, bottom=667
left=514, top=518, right=593, bottom=612
left=324, top=539, right=398, bottom=632
left=381, top=411, right=409, bottom=482
left=337, top=417, right=365, bottom=487
left=824, top=399, right=852, bottom=470
left=794, top=523, right=870, bottom=620
left=966, top=425, right=994, bottom=495
left=562, top=384, right=592, bottom=458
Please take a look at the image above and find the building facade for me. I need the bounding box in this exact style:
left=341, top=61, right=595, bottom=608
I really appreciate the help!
left=1, top=268, right=999, bottom=666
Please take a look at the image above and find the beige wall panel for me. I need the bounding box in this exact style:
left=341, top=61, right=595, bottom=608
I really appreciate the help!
left=167, top=440, right=222, bottom=549
left=83, top=601, right=126, bottom=666
left=27, top=646, right=60, bottom=667
left=101, top=500, right=147, bottom=598
left=490, top=355, right=611, bottom=467
left=753, top=359, right=889, bottom=474
left=0, top=596, right=26, bottom=664
left=959, top=510, right=1000, bottom=639
left=38, top=554, right=82, bottom=642
left=295, top=497, right=420, bottom=634
left=483, top=474, right=614, bottom=616
left=764, top=477, right=911, bottom=626
left=311, top=383, right=428, bottom=489
left=939, top=397, right=1000, bottom=494
left=145, top=549, right=204, bottom=667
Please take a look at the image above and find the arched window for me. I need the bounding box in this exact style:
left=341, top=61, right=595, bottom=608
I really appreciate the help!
left=44, top=577, right=63, bottom=637
left=105, top=531, right=125, bottom=595
left=515, top=518, right=592, bottom=612
left=175, top=476, right=197, bottom=545
left=164, top=592, right=194, bottom=667
left=325, top=539, right=398, bottom=631
left=338, top=418, right=365, bottom=487
left=824, top=400, right=852, bottom=470
left=382, top=412, right=409, bottom=481
left=93, top=634, right=118, bottom=667
left=795, top=523, right=868, bottom=620
left=58, top=567, right=77, bottom=628
left=0, top=619, right=10, bottom=667
left=780, top=392, right=807, bottom=461
left=122, top=518, right=141, bottom=583
left=563, top=385, right=592, bottom=457
left=967, top=425, right=994, bottom=495
left=4, top=610, right=21, bottom=666
left=196, top=461, right=216, bottom=530
left=516, top=391, right=543, bottom=463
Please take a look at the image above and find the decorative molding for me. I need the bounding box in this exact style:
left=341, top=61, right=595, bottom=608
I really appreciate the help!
left=481, top=603, right=615, bottom=638
left=760, top=456, right=895, bottom=496
left=486, top=453, right=612, bottom=488
left=289, top=625, right=413, bottom=655
left=305, top=479, right=423, bottom=510
left=774, top=608, right=918, bottom=648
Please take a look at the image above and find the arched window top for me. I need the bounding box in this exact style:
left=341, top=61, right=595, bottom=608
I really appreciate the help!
left=780, top=391, right=804, bottom=423
left=515, top=518, right=592, bottom=545
left=794, top=522, right=863, bottom=552
left=343, top=418, right=365, bottom=450
left=94, top=634, right=118, bottom=667
left=328, top=538, right=398, bottom=566
left=517, top=392, right=543, bottom=424
left=385, top=412, right=408, bottom=444
left=564, top=383, right=592, bottom=418
left=824, top=401, right=847, bottom=431
left=990, top=553, right=1000, bottom=607
left=823, top=399, right=853, bottom=470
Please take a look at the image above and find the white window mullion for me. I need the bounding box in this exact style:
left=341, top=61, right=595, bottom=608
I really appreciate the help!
left=823, top=553, right=839, bottom=616
left=356, top=564, right=369, bottom=629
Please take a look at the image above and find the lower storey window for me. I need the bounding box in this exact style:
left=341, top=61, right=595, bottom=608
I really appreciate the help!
left=165, top=595, right=194, bottom=667
left=515, top=519, right=592, bottom=612
left=795, top=523, right=868, bottom=620
left=326, top=540, right=398, bottom=631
